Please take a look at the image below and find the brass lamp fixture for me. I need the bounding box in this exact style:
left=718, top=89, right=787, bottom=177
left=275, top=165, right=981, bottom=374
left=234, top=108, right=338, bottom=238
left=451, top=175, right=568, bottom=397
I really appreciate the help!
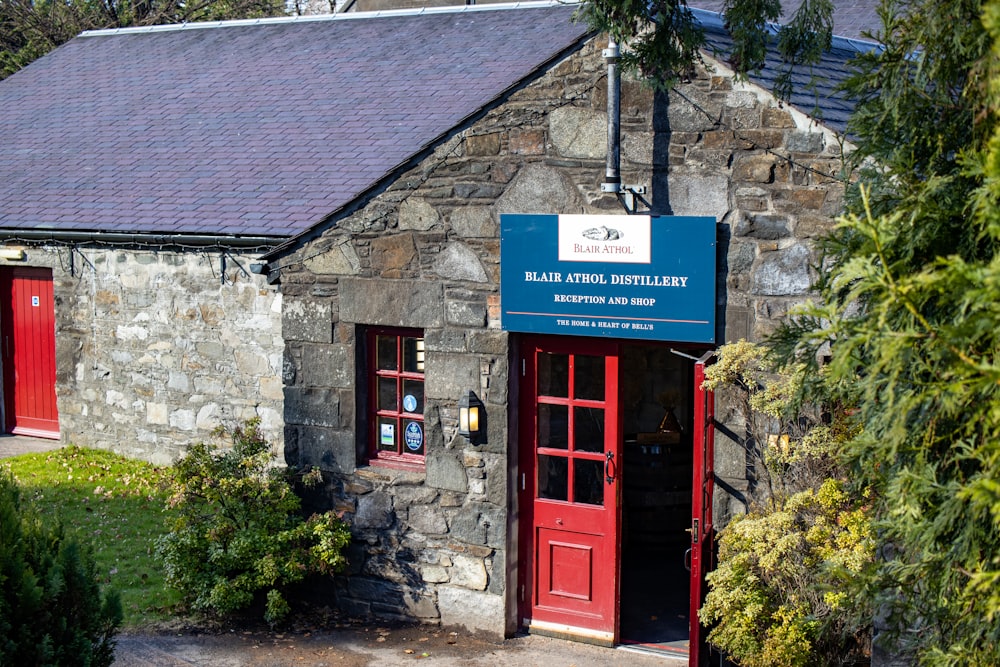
left=458, top=390, right=486, bottom=444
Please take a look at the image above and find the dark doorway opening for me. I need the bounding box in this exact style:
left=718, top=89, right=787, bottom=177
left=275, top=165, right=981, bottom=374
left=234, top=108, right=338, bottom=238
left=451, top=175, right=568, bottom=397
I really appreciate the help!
left=619, top=344, right=694, bottom=653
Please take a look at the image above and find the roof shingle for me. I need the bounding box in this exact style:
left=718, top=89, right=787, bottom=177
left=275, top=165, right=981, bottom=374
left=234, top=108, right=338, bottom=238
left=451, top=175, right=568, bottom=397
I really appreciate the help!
left=0, top=3, right=589, bottom=238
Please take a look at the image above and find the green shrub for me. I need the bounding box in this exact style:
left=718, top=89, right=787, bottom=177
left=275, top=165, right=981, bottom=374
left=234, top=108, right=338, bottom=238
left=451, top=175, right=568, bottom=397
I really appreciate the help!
left=156, top=419, right=351, bottom=625
left=699, top=342, right=874, bottom=667
left=701, top=479, right=874, bottom=667
left=0, top=468, right=122, bottom=667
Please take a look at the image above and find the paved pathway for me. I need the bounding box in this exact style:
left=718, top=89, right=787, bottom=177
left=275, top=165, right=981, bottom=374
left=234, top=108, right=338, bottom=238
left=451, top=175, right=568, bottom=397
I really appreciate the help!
left=114, top=627, right=685, bottom=666
left=0, top=433, right=64, bottom=458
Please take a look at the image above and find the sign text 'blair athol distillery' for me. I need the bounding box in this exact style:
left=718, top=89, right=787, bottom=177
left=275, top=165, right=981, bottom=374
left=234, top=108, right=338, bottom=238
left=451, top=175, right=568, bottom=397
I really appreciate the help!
left=500, top=214, right=716, bottom=343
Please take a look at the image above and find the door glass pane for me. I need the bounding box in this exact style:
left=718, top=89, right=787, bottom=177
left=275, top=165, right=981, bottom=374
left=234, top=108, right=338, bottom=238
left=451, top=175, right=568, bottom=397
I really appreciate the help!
left=574, top=458, right=605, bottom=506
left=538, top=454, right=568, bottom=501
left=402, top=336, right=424, bottom=373
left=574, top=354, right=605, bottom=401
left=401, top=379, right=424, bottom=415
left=378, top=377, right=397, bottom=411
left=376, top=335, right=397, bottom=371
left=538, top=404, right=568, bottom=450
left=574, top=406, right=604, bottom=453
left=377, top=417, right=397, bottom=452
left=538, top=352, right=569, bottom=397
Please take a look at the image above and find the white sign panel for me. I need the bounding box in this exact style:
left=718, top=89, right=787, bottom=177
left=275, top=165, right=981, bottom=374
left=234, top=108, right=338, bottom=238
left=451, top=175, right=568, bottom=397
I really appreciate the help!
left=557, top=214, right=652, bottom=264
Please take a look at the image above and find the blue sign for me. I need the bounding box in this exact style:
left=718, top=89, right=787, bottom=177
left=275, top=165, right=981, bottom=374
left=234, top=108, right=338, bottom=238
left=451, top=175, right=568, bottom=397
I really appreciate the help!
left=404, top=422, right=423, bottom=452
left=500, top=214, right=716, bottom=343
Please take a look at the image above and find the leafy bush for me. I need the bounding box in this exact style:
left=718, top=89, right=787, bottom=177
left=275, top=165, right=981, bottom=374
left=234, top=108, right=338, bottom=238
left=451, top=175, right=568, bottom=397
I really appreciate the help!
left=0, top=468, right=122, bottom=666
left=701, top=479, right=874, bottom=667
left=156, top=419, right=350, bottom=625
left=699, top=342, right=874, bottom=667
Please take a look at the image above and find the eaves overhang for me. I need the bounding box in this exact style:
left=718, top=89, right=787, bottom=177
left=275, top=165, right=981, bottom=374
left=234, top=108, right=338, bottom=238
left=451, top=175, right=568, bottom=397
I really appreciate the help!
left=0, top=228, right=284, bottom=251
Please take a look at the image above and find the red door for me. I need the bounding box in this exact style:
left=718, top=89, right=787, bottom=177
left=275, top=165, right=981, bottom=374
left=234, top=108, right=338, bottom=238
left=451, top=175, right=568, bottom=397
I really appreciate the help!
left=1, top=267, right=59, bottom=439
left=688, top=352, right=715, bottom=666
left=520, top=336, right=621, bottom=645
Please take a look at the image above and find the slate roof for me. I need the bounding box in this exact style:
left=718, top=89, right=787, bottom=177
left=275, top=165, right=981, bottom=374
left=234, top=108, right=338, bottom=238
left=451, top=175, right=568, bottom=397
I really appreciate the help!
left=0, top=2, right=589, bottom=240
left=0, top=0, right=879, bottom=242
left=687, top=0, right=881, bottom=43
left=694, top=7, right=880, bottom=135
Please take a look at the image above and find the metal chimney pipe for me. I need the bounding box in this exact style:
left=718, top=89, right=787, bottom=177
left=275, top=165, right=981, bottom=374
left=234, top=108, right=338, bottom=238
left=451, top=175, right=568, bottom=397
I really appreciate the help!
left=602, top=38, right=622, bottom=194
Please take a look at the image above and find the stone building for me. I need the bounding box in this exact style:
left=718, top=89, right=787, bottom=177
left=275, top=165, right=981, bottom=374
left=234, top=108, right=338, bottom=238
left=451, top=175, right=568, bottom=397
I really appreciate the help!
left=0, top=0, right=876, bottom=657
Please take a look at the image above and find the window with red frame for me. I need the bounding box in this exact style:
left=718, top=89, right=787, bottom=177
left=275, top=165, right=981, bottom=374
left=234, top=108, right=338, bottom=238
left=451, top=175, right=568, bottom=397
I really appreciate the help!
left=367, top=328, right=425, bottom=466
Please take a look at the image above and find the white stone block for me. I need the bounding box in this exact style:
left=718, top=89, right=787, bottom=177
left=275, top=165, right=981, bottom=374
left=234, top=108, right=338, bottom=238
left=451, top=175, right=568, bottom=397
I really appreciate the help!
left=169, top=409, right=196, bottom=431
left=437, top=586, right=505, bottom=638
left=116, top=324, right=149, bottom=341
left=196, top=404, right=220, bottom=430
left=450, top=554, right=489, bottom=591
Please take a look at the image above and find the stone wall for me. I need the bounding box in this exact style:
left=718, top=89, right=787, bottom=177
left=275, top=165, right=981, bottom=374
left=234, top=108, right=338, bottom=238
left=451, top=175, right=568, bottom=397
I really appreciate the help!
left=274, top=36, right=848, bottom=636
left=0, top=245, right=283, bottom=465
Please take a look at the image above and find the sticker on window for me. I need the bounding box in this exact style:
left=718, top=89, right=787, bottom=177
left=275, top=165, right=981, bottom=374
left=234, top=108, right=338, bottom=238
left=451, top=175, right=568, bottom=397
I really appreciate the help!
left=380, top=423, right=395, bottom=447
left=403, top=394, right=417, bottom=413
left=404, top=422, right=423, bottom=452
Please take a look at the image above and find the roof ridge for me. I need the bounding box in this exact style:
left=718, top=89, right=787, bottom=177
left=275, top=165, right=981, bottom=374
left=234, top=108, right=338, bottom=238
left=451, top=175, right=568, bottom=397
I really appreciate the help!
left=78, top=0, right=581, bottom=38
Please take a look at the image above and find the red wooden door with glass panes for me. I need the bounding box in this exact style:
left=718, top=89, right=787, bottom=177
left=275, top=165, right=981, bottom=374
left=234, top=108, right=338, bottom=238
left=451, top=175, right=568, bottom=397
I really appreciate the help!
left=520, top=336, right=621, bottom=644
left=1, top=267, right=59, bottom=438
left=368, top=328, right=425, bottom=468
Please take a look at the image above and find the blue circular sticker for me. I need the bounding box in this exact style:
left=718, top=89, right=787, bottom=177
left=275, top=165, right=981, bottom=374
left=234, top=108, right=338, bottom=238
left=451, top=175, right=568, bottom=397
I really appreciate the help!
left=403, top=394, right=418, bottom=413
left=404, top=422, right=423, bottom=452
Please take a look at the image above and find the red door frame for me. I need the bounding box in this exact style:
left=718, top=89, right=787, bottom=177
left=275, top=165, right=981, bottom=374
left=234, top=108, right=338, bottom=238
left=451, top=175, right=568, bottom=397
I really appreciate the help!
left=0, top=267, right=60, bottom=439
left=688, top=352, right=715, bottom=666
left=518, top=335, right=622, bottom=644
left=518, top=337, right=717, bottom=658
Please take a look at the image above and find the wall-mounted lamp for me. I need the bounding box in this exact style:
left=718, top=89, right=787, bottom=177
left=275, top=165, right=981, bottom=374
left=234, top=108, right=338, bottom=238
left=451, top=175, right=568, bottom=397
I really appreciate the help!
left=0, top=247, right=26, bottom=261
left=458, top=390, right=486, bottom=445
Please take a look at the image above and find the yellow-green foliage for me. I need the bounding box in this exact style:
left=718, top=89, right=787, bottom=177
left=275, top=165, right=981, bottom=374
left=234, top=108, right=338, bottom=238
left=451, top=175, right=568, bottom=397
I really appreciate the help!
left=702, top=338, right=808, bottom=421
left=700, top=341, right=874, bottom=666
left=702, top=479, right=874, bottom=667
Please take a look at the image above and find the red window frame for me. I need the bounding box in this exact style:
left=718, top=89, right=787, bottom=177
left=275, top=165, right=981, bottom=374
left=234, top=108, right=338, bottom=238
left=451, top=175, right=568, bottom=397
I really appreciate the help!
left=366, top=327, right=426, bottom=469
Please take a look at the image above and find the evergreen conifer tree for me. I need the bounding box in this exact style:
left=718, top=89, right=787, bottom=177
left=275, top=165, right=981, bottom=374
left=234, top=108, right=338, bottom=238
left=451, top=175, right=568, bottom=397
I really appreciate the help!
left=0, top=470, right=122, bottom=667
left=587, top=0, right=1000, bottom=661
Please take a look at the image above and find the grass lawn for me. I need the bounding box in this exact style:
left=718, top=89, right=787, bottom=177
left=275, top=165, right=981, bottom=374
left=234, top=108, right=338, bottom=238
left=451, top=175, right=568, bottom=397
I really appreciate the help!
left=2, top=446, right=182, bottom=628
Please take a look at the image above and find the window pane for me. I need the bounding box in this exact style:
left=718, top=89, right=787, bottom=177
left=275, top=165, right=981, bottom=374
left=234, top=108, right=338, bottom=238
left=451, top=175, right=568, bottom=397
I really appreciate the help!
left=377, top=417, right=397, bottom=452
left=377, top=335, right=397, bottom=371
left=574, top=406, right=604, bottom=453
left=378, top=377, right=397, bottom=412
left=537, top=352, right=568, bottom=397
left=401, top=379, right=424, bottom=415
left=538, top=403, right=568, bottom=450
left=402, top=336, right=424, bottom=373
left=538, top=454, right=568, bottom=501
left=573, top=459, right=604, bottom=506
left=574, top=354, right=605, bottom=401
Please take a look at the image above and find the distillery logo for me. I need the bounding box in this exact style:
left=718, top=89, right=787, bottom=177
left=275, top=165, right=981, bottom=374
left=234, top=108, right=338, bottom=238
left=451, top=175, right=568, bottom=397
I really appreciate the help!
left=582, top=225, right=622, bottom=241
left=558, top=214, right=652, bottom=264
